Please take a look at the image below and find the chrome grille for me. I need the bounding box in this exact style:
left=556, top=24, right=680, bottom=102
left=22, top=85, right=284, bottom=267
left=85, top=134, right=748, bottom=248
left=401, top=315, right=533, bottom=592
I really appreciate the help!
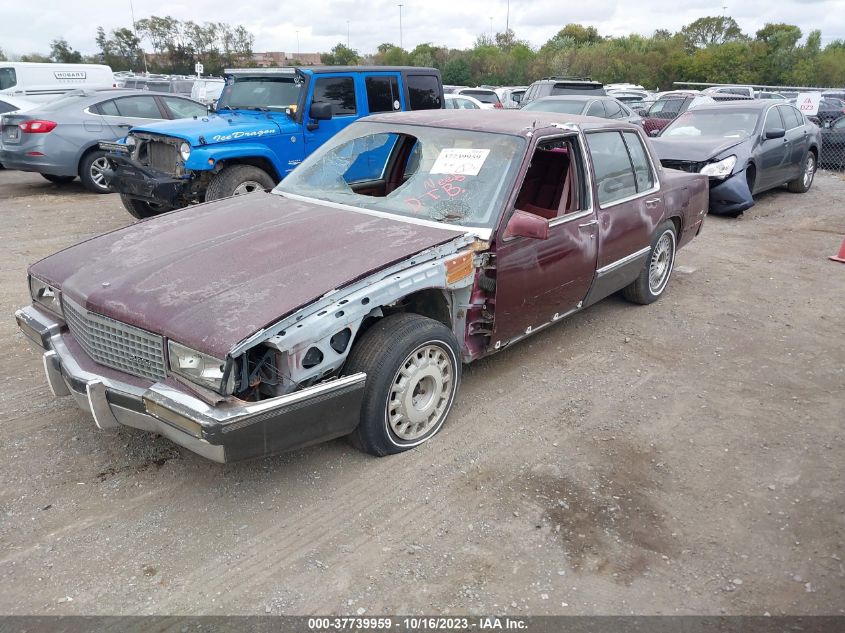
left=63, top=297, right=166, bottom=381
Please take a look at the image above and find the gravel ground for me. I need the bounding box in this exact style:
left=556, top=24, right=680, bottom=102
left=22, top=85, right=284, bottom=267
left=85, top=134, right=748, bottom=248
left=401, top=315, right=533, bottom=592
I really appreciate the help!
left=0, top=169, right=843, bottom=616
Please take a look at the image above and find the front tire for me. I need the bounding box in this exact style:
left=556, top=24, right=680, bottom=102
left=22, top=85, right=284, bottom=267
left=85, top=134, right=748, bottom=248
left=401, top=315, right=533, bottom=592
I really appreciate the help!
left=622, top=221, right=677, bottom=305
left=205, top=165, right=275, bottom=202
left=344, top=313, right=461, bottom=456
left=120, top=195, right=173, bottom=220
left=787, top=151, right=816, bottom=193
left=79, top=150, right=112, bottom=194
left=42, top=174, right=75, bottom=184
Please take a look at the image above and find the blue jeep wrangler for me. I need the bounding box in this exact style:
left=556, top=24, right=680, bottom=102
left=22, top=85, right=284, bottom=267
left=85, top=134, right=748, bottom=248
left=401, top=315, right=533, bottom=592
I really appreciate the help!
left=104, top=66, right=444, bottom=218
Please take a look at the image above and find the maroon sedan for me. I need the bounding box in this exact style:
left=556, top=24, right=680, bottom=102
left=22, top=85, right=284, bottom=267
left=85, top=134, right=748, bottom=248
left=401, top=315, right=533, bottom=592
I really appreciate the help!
left=16, top=111, right=708, bottom=462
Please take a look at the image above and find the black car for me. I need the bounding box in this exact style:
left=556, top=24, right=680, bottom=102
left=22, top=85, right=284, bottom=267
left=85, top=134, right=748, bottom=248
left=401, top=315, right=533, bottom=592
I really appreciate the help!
left=520, top=76, right=605, bottom=106
left=820, top=116, right=845, bottom=169
left=793, top=97, right=845, bottom=125
left=650, top=101, right=821, bottom=216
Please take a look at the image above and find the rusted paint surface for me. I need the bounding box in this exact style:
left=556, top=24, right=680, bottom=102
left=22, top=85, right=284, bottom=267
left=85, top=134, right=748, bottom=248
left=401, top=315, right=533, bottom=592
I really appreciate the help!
left=30, top=192, right=463, bottom=357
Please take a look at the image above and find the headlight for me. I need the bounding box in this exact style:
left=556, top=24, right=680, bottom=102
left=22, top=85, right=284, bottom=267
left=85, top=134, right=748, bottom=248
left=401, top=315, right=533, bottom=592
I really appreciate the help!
left=700, top=155, right=737, bottom=179
left=179, top=142, right=191, bottom=161
left=168, top=340, right=233, bottom=393
left=29, top=275, right=63, bottom=316
left=125, top=135, right=137, bottom=148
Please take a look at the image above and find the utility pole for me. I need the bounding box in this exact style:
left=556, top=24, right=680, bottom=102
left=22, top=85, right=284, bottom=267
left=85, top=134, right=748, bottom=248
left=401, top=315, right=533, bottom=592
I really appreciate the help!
left=296, top=30, right=300, bottom=57
left=128, top=0, right=148, bottom=74
left=506, top=0, right=510, bottom=34
left=489, top=17, right=493, bottom=41
left=347, top=21, right=350, bottom=48
left=398, top=4, right=404, bottom=49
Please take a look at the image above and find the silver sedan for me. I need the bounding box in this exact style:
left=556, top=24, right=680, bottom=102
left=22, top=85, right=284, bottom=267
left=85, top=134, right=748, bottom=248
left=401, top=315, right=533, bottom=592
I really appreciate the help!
left=520, top=95, right=644, bottom=127
left=0, top=88, right=206, bottom=193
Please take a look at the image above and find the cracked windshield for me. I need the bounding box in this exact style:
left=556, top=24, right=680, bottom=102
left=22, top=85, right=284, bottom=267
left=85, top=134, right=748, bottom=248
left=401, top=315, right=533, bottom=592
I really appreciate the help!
left=276, top=122, right=525, bottom=228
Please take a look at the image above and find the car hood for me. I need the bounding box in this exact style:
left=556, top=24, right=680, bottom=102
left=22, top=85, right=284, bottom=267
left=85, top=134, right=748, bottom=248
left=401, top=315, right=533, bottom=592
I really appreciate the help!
left=650, top=136, right=749, bottom=163
left=30, top=193, right=466, bottom=358
left=129, top=111, right=296, bottom=146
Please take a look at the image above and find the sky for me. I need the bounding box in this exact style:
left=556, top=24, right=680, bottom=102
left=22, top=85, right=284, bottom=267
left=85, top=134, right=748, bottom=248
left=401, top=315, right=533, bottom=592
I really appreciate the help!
left=2, top=0, right=844, bottom=57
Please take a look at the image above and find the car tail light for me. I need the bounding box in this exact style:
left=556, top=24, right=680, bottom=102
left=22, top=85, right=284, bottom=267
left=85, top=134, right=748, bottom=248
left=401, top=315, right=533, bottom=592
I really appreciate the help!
left=494, top=102, right=503, bottom=109
left=19, top=120, right=57, bottom=134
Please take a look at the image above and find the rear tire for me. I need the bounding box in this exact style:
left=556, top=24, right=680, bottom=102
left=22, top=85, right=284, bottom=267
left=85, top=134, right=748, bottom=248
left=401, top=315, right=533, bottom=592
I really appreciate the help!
left=120, top=194, right=173, bottom=220
left=344, top=313, right=461, bottom=457
left=621, top=221, right=677, bottom=305
left=79, top=150, right=112, bottom=194
left=787, top=151, right=816, bottom=193
left=41, top=174, right=75, bottom=184
left=205, top=165, right=275, bottom=202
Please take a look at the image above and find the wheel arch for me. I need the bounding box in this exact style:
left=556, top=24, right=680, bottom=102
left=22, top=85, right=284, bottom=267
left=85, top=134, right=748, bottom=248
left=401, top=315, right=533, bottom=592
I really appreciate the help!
left=218, top=155, right=282, bottom=182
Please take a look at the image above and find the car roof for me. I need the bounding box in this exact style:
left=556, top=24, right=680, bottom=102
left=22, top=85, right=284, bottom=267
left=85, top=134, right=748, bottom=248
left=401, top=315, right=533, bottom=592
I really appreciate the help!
left=531, top=95, right=613, bottom=102
left=686, top=101, right=778, bottom=112
left=363, top=109, right=640, bottom=136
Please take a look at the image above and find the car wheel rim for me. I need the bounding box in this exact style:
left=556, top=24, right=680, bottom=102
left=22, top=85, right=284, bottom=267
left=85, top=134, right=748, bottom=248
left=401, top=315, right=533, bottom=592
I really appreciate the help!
left=648, top=231, right=675, bottom=295
left=387, top=343, right=454, bottom=442
left=803, top=155, right=815, bottom=188
left=233, top=180, right=262, bottom=196
left=90, top=157, right=109, bottom=189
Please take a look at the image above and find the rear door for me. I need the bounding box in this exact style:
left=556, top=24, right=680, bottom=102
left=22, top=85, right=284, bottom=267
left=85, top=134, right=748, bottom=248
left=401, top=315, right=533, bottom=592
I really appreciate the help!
left=778, top=104, right=808, bottom=180
left=758, top=106, right=789, bottom=189
left=98, top=95, right=167, bottom=137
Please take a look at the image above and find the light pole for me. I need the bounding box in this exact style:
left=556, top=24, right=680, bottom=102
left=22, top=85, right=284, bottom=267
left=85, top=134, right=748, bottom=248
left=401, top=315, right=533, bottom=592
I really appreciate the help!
left=347, top=21, right=350, bottom=47
left=398, top=4, right=404, bottom=49
left=506, top=0, right=510, bottom=34
left=489, top=16, right=493, bottom=40
left=296, top=30, right=300, bottom=57
left=128, top=0, right=148, bottom=73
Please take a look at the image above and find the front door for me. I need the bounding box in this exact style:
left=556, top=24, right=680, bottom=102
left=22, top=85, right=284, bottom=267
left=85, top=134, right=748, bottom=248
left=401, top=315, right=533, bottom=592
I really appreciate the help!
left=492, top=134, right=598, bottom=345
left=303, top=74, right=360, bottom=154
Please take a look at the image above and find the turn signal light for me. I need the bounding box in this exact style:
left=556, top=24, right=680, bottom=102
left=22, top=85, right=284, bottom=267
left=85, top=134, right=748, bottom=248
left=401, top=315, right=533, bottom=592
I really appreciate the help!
left=20, top=120, right=57, bottom=134
left=445, top=252, right=474, bottom=285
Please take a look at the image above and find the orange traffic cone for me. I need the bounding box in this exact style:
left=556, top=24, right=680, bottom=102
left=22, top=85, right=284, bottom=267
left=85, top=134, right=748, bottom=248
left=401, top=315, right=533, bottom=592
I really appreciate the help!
left=831, top=237, right=845, bottom=263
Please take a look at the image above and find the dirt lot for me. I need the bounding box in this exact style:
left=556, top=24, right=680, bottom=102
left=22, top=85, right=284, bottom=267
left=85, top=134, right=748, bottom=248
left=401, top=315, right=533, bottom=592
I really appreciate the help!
left=0, top=169, right=843, bottom=616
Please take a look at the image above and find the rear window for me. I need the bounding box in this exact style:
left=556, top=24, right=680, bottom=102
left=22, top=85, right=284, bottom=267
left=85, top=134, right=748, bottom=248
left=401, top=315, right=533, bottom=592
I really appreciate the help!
left=551, top=82, right=604, bottom=96
left=406, top=75, right=442, bottom=110
left=778, top=105, right=802, bottom=129
left=522, top=99, right=585, bottom=114
left=0, top=100, right=16, bottom=114
left=461, top=90, right=500, bottom=105
left=0, top=68, right=16, bottom=90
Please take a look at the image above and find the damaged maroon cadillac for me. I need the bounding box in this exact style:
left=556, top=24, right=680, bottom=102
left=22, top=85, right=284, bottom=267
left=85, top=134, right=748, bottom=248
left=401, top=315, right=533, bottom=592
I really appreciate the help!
left=16, top=110, right=708, bottom=463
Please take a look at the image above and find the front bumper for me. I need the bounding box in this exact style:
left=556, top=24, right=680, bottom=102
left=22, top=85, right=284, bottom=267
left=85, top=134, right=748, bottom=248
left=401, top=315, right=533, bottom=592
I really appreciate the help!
left=15, top=304, right=366, bottom=463
left=103, top=152, right=194, bottom=207
left=708, top=170, right=754, bottom=215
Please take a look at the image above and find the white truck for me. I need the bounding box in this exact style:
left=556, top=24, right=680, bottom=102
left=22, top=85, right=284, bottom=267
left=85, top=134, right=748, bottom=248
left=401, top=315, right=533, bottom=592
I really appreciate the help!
left=0, top=62, right=114, bottom=103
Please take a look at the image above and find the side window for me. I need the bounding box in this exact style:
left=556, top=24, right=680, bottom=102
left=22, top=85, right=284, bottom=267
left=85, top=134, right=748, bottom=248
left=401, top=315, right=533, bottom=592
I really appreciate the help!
left=365, top=76, right=400, bottom=114
left=406, top=75, right=441, bottom=110
left=514, top=137, right=580, bottom=220
left=586, top=101, right=606, bottom=117
left=622, top=132, right=655, bottom=192
left=114, top=96, right=163, bottom=119
left=97, top=100, right=120, bottom=116
left=161, top=96, right=207, bottom=119
left=586, top=131, right=638, bottom=206
left=313, top=76, right=357, bottom=115
left=0, top=67, right=17, bottom=90
left=764, top=107, right=784, bottom=133
left=834, top=117, right=845, bottom=130
left=778, top=105, right=801, bottom=129
left=604, top=100, right=624, bottom=119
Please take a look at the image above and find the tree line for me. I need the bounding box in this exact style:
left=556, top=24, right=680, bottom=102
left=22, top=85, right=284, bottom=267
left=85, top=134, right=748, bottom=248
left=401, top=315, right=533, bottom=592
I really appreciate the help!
left=2, top=15, right=843, bottom=88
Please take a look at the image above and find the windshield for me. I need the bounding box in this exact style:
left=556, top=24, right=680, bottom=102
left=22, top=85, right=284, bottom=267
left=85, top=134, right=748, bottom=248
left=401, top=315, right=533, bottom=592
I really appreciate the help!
left=661, top=110, right=759, bottom=138
left=276, top=121, right=525, bottom=230
left=461, top=90, right=500, bottom=104
left=218, top=76, right=301, bottom=111
left=522, top=99, right=586, bottom=114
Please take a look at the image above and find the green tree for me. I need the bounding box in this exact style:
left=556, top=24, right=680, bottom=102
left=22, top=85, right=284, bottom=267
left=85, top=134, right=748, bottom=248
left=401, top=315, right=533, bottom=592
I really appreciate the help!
left=321, top=43, right=360, bottom=65
left=0, top=48, right=6, bottom=61
left=96, top=26, right=143, bottom=71
left=50, top=38, right=83, bottom=63
left=442, top=56, right=472, bottom=85
left=374, top=43, right=408, bottom=66
left=20, top=53, right=51, bottom=62
left=681, top=16, right=746, bottom=48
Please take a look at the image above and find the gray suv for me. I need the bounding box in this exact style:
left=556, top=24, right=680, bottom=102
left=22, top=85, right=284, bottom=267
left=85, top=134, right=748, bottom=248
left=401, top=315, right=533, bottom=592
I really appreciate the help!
left=520, top=76, right=606, bottom=107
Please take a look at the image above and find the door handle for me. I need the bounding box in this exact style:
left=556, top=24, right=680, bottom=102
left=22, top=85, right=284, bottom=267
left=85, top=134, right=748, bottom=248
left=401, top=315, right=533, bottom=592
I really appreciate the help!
left=117, top=123, right=132, bottom=129
left=578, top=219, right=598, bottom=229
left=645, top=197, right=661, bottom=208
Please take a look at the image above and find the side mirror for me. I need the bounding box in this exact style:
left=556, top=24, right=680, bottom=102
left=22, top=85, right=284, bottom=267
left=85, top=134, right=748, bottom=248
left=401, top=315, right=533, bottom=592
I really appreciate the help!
left=765, top=128, right=786, bottom=139
left=503, top=210, right=550, bottom=240
left=309, top=101, right=333, bottom=121
left=649, top=129, right=659, bottom=137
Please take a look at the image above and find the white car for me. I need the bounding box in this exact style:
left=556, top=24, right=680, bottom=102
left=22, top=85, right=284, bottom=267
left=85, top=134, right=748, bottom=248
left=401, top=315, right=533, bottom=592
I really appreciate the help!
left=495, top=86, right=528, bottom=109
left=444, top=94, right=485, bottom=110
left=454, top=88, right=503, bottom=109
left=191, top=78, right=225, bottom=106
left=0, top=62, right=115, bottom=103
